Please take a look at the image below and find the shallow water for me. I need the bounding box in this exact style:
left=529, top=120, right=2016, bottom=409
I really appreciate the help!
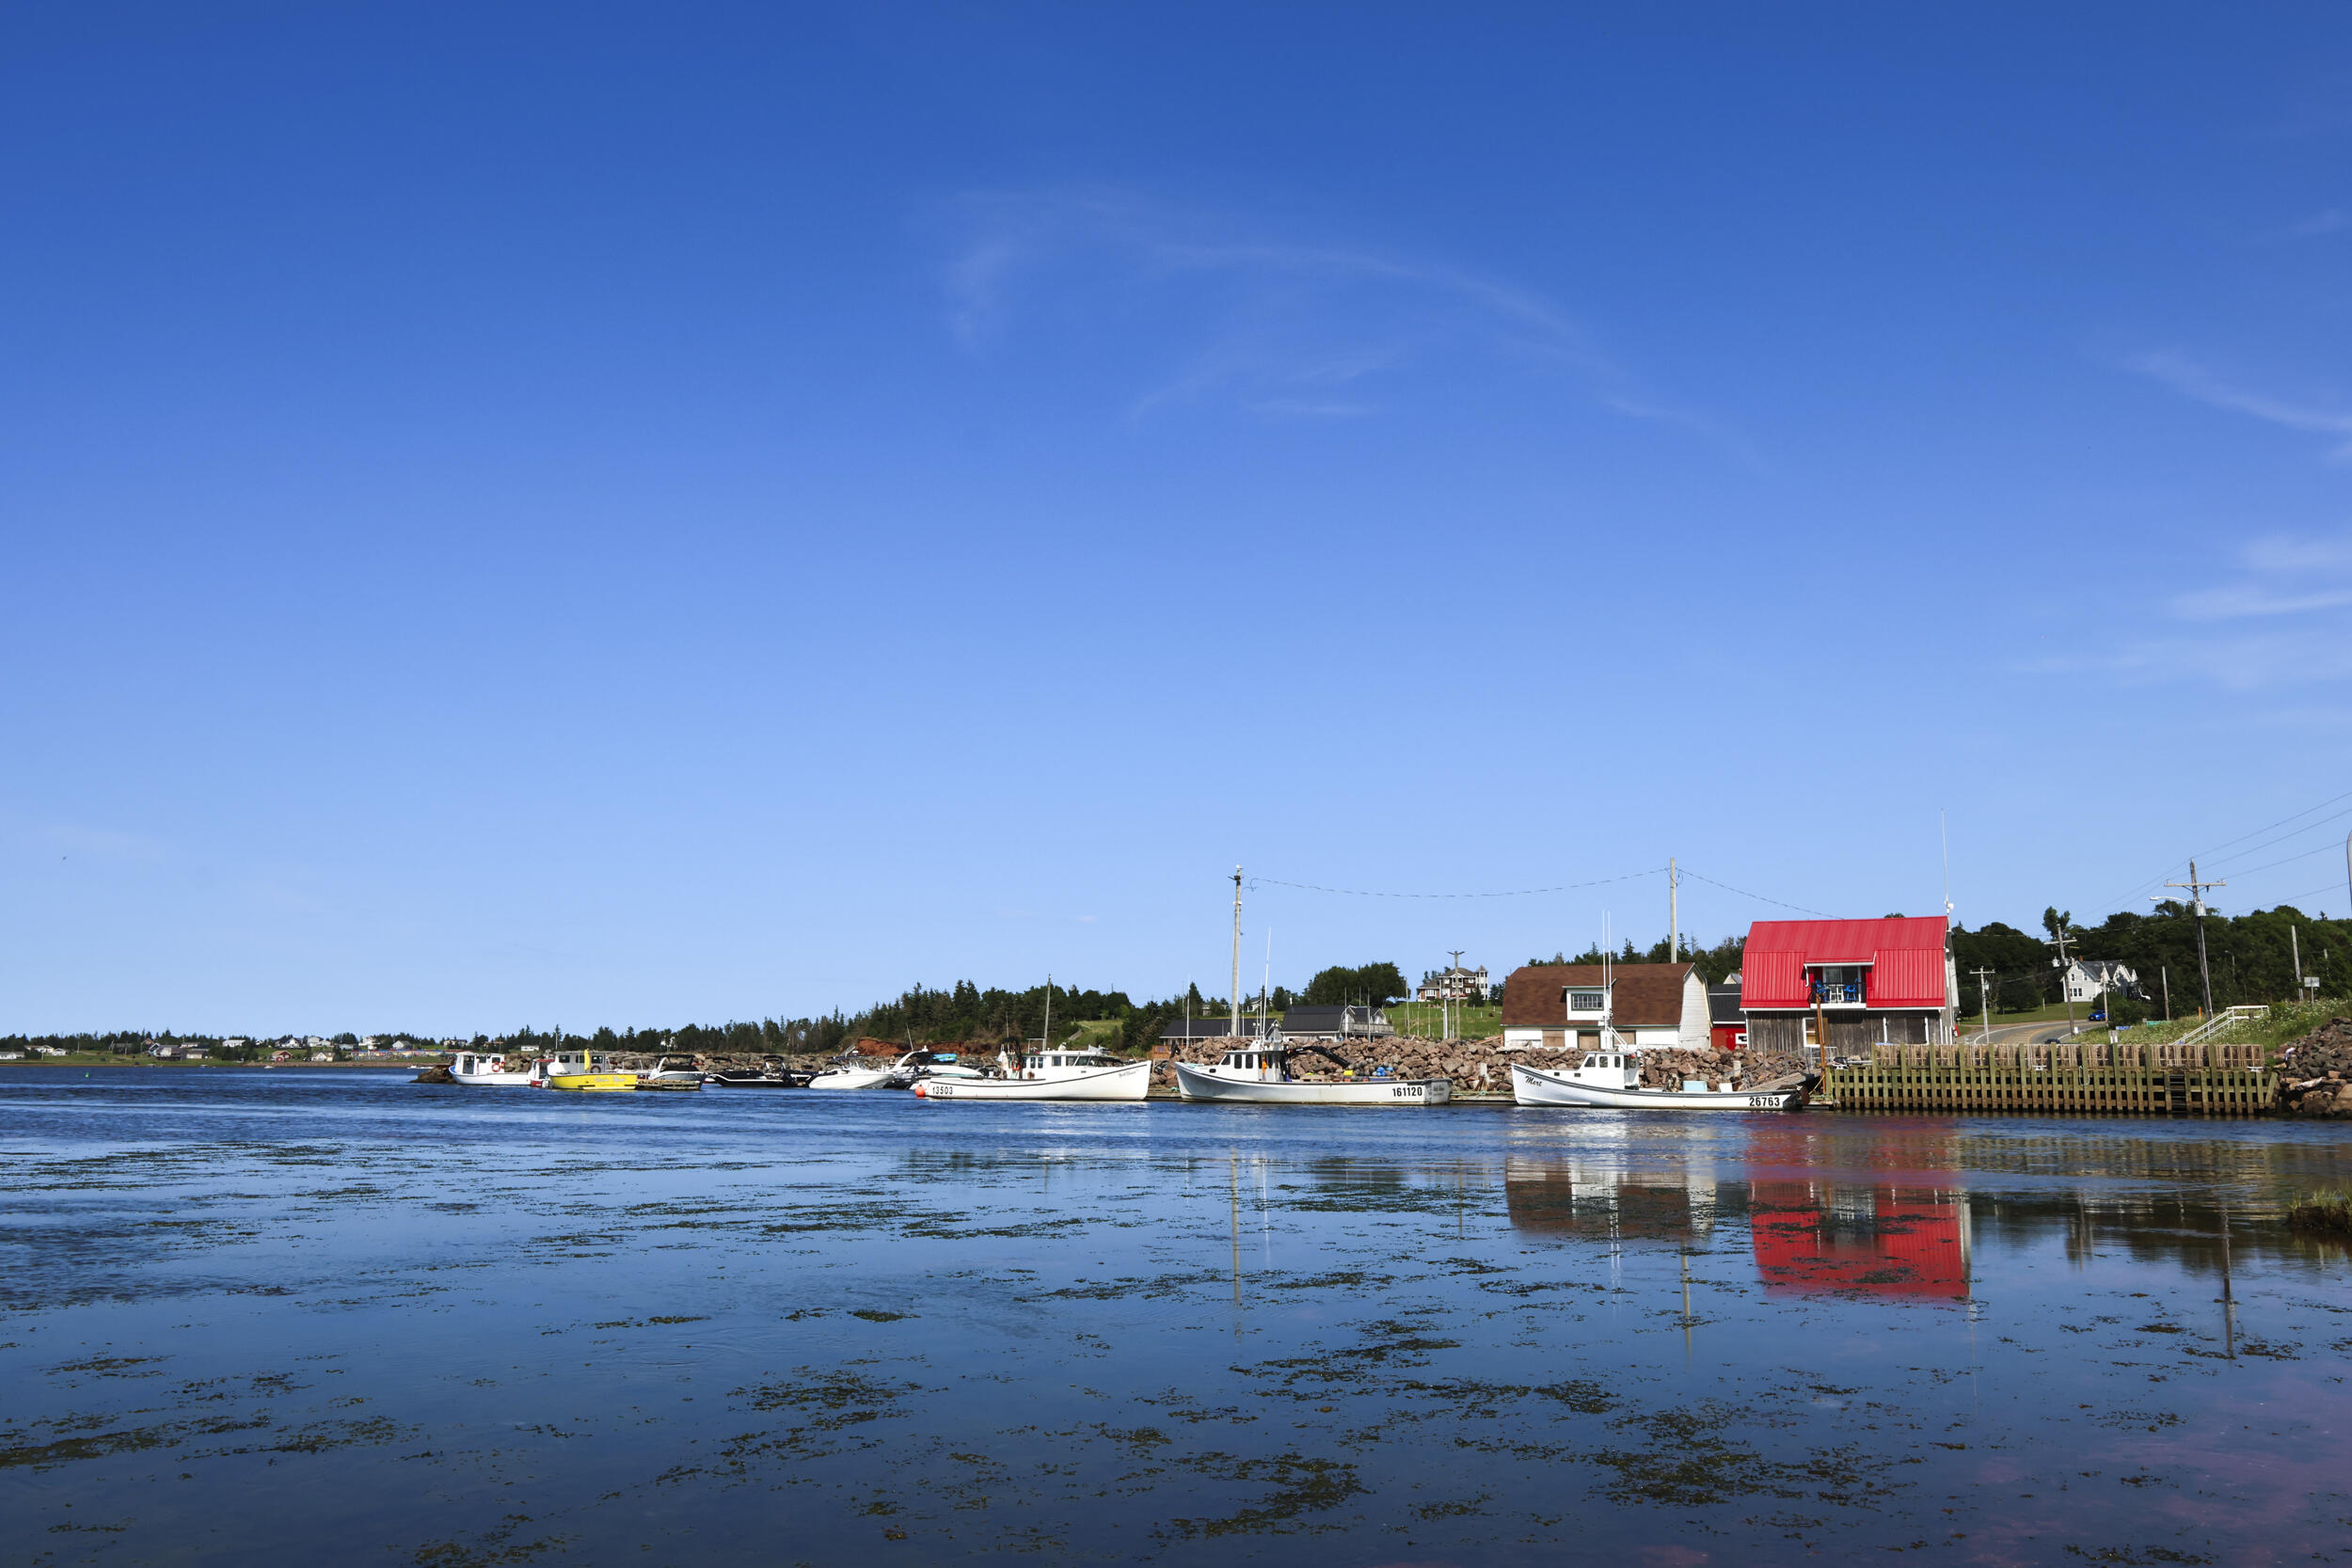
left=3, top=1069, right=2347, bottom=1567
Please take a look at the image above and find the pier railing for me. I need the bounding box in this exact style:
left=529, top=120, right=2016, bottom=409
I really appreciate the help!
left=1826, top=1035, right=2276, bottom=1116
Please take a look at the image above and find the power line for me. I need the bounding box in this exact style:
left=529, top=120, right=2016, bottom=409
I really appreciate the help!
left=1248, top=867, right=1664, bottom=899
left=2197, top=803, right=2352, bottom=878
left=1675, top=868, right=1835, bottom=918
left=2096, top=787, right=2352, bottom=911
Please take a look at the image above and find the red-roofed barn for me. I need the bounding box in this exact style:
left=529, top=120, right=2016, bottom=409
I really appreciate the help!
left=1740, top=916, right=1957, bottom=1059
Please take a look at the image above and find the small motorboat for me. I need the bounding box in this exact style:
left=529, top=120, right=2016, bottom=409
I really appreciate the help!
left=636, top=1054, right=705, bottom=1091
left=449, top=1050, right=547, bottom=1086
left=707, top=1056, right=814, bottom=1088
left=807, top=1053, right=896, bottom=1090
left=1173, top=1042, right=1451, bottom=1106
left=884, top=1051, right=992, bottom=1090
left=915, top=1044, right=1150, bottom=1101
left=1510, top=1050, right=1811, bottom=1111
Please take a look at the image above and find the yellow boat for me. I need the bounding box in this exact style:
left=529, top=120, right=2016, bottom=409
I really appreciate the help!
left=545, top=1045, right=637, bottom=1093
left=548, top=1072, right=638, bottom=1092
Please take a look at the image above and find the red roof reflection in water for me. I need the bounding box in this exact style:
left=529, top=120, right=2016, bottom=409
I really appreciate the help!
left=1749, top=1184, right=1967, bottom=1299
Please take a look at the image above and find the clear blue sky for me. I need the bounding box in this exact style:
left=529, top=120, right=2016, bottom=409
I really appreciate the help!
left=8, top=4, right=2352, bottom=1035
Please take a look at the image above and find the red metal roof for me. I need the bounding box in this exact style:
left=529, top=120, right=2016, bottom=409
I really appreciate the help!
left=1742, top=916, right=1949, bottom=1009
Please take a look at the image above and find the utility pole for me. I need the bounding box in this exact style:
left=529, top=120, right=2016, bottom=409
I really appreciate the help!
left=2292, top=926, right=2305, bottom=1007
left=2162, top=965, right=2171, bottom=1022
left=2046, top=918, right=2078, bottom=1036
left=1230, top=866, right=1244, bottom=1039
left=1972, top=966, right=1995, bottom=1041
left=2159, top=862, right=2225, bottom=1019
left=1669, top=858, right=1679, bottom=962
left=1446, top=949, right=1466, bottom=1044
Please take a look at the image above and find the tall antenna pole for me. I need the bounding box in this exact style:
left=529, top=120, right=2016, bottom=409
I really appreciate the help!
left=1941, top=811, right=1953, bottom=918
left=1669, top=858, right=1679, bottom=961
left=1231, top=866, right=1244, bottom=1038
left=2161, top=861, right=2225, bottom=1018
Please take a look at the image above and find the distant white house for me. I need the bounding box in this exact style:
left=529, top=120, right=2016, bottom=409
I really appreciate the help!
left=1416, top=965, right=1493, bottom=1004
left=2063, top=958, right=2138, bottom=1005
left=35, top=1045, right=68, bottom=1057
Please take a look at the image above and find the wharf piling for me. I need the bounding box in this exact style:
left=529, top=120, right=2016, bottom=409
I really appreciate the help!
left=1825, top=1037, right=2275, bottom=1116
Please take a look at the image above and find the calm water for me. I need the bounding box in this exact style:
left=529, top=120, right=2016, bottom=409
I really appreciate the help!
left=3, top=1069, right=2348, bottom=1567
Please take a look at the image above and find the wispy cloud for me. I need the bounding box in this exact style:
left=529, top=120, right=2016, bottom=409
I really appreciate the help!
left=2026, top=524, right=2352, bottom=689
left=2169, top=527, right=2352, bottom=622
left=937, top=186, right=1735, bottom=448
left=2130, top=351, right=2352, bottom=458
left=2170, top=584, right=2352, bottom=620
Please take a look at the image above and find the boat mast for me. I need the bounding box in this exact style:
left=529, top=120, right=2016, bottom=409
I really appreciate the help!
left=1230, top=866, right=1244, bottom=1040
left=1041, top=974, right=1051, bottom=1077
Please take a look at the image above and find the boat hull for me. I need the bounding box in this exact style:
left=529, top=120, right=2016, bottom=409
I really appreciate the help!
left=451, top=1070, right=542, bottom=1086
left=707, top=1074, right=810, bottom=1088
left=547, top=1072, right=640, bottom=1093
left=1511, top=1065, right=1806, bottom=1111
left=1173, top=1063, right=1451, bottom=1105
left=808, top=1068, right=892, bottom=1090
left=914, top=1062, right=1152, bottom=1101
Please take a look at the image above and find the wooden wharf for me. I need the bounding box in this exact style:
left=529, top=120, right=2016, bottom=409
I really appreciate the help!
left=1824, top=1037, right=2275, bottom=1117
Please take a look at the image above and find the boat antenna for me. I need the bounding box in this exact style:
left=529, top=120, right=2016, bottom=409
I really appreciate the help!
left=1041, top=973, right=1052, bottom=1072
left=1231, top=866, right=1244, bottom=1040
left=1263, top=927, right=1273, bottom=1043
left=1940, top=809, right=1953, bottom=918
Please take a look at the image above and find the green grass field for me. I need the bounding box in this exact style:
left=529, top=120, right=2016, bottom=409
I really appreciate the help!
left=1385, top=1001, right=1502, bottom=1039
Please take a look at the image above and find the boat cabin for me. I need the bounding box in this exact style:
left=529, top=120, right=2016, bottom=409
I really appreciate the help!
left=1568, top=1052, right=1640, bottom=1089
left=1023, top=1048, right=1124, bottom=1072
left=1214, top=1045, right=1287, bottom=1082
left=453, top=1052, right=520, bottom=1076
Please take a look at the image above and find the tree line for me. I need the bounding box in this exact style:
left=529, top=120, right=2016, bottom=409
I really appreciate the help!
left=1954, top=904, right=2350, bottom=1021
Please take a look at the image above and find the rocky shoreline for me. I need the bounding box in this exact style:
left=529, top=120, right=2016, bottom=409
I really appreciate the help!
left=2278, top=1016, right=2352, bottom=1118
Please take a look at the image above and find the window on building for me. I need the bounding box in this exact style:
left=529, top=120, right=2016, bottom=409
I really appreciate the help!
left=1568, top=990, right=1605, bottom=1012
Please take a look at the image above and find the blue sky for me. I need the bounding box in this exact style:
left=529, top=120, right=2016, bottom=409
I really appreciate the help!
left=8, top=4, right=2352, bottom=1034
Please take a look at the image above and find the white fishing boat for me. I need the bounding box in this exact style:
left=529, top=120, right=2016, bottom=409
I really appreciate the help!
left=1174, top=1043, right=1451, bottom=1106
left=448, top=1050, right=546, bottom=1087
left=915, top=1044, right=1151, bottom=1101
left=1511, top=1051, right=1810, bottom=1111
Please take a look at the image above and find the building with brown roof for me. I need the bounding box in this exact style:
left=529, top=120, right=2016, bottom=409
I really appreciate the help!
left=1499, top=962, right=1709, bottom=1053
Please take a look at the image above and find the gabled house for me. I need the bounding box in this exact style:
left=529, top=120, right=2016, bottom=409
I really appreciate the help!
left=1499, top=962, right=1709, bottom=1053
left=1415, top=965, right=1492, bottom=1003
left=2062, top=958, right=2137, bottom=1005
left=1279, top=1005, right=1395, bottom=1041
left=1159, top=1016, right=1279, bottom=1049
left=1740, top=916, right=1957, bottom=1056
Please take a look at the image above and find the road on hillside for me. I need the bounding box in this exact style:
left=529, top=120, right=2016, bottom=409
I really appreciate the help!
left=1969, top=1017, right=2090, bottom=1046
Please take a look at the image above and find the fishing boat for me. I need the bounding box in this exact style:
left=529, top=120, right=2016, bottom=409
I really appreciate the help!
left=1173, top=1043, right=1451, bottom=1106
left=706, top=1056, right=814, bottom=1088
left=546, top=1049, right=638, bottom=1094
left=1510, top=1050, right=1812, bottom=1111
left=915, top=1044, right=1150, bottom=1101
left=448, top=1049, right=547, bottom=1086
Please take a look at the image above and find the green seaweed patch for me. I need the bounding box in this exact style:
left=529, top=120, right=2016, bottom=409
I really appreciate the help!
left=1156, top=1453, right=1365, bottom=1540
left=0, top=1414, right=268, bottom=1470
left=850, top=1309, right=912, bottom=1323
left=410, top=1511, right=572, bottom=1567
